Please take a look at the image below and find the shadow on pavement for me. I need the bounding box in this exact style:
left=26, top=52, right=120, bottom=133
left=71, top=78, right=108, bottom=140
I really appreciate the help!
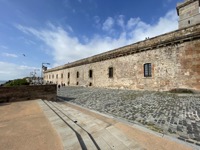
left=57, top=96, right=76, bottom=102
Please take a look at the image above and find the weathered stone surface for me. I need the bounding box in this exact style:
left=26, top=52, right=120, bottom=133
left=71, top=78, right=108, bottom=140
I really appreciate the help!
left=177, top=0, right=200, bottom=29
left=58, top=86, right=200, bottom=144
left=43, top=0, right=200, bottom=92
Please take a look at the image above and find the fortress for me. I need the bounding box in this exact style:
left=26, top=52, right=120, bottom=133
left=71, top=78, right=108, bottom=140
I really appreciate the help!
left=44, top=0, right=200, bottom=91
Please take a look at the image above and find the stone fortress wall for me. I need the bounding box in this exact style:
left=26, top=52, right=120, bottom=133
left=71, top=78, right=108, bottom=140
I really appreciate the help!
left=177, top=0, right=200, bottom=29
left=44, top=0, right=200, bottom=91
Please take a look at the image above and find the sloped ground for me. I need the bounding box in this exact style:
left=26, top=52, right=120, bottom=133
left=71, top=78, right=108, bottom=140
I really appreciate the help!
left=0, top=100, right=63, bottom=150
left=38, top=99, right=193, bottom=150
left=58, top=86, right=200, bottom=146
left=0, top=99, right=196, bottom=150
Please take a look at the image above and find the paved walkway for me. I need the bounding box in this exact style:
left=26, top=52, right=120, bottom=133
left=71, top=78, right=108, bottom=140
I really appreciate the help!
left=38, top=99, right=195, bottom=150
left=0, top=100, right=63, bottom=150
left=57, top=86, right=200, bottom=145
left=0, top=99, right=197, bottom=150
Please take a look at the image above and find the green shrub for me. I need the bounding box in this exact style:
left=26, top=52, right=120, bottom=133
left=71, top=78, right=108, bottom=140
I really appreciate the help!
left=169, top=88, right=194, bottom=94
left=3, top=78, right=29, bottom=87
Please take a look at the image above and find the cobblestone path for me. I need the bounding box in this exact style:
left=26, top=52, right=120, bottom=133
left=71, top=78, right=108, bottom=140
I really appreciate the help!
left=57, top=86, right=200, bottom=146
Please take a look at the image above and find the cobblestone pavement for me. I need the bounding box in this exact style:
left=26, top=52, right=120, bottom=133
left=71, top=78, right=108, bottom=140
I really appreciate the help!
left=57, top=86, right=200, bottom=146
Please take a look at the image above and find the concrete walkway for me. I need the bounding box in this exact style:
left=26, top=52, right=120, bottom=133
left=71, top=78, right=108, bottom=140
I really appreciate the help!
left=0, top=100, right=63, bottom=150
left=38, top=99, right=195, bottom=150
left=0, top=99, right=197, bottom=150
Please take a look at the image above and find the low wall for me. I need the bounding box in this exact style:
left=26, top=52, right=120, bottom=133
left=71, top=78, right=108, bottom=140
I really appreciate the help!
left=0, top=85, right=57, bottom=103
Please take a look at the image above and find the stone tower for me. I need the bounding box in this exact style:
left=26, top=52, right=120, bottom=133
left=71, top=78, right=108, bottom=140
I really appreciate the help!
left=177, top=0, right=200, bottom=29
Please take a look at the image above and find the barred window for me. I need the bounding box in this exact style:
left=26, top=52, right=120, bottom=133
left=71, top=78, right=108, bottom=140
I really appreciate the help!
left=68, top=72, right=70, bottom=78
left=108, top=67, right=113, bottom=78
left=77, top=71, right=79, bottom=78
left=144, top=63, right=152, bottom=77
left=89, top=70, right=93, bottom=78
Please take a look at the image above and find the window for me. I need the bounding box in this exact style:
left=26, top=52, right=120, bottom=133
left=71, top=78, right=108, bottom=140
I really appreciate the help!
left=61, top=73, right=63, bottom=78
left=188, top=20, right=190, bottom=24
left=77, top=71, right=79, bottom=78
left=108, top=67, right=113, bottom=78
left=56, top=74, right=58, bottom=79
left=89, top=70, right=93, bottom=78
left=49, top=75, right=51, bottom=79
left=76, top=82, right=79, bottom=85
left=52, top=74, right=54, bottom=79
left=68, top=81, right=70, bottom=85
left=89, top=82, right=92, bottom=86
left=144, top=63, right=152, bottom=77
left=68, top=72, right=70, bottom=78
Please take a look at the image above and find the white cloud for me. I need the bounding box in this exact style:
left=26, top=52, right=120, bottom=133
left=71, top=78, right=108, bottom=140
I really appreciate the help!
left=2, top=52, right=18, bottom=58
left=127, top=17, right=141, bottom=29
left=0, top=61, right=39, bottom=80
left=94, top=16, right=100, bottom=24
left=163, top=0, right=173, bottom=7
left=0, top=45, right=8, bottom=50
left=93, top=16, right=101, bottom=29
left=102, top=17, right=115, bottom=31
left=15, top=10, right=178, bottom=68
left=117, top=15, right=125, bottom=29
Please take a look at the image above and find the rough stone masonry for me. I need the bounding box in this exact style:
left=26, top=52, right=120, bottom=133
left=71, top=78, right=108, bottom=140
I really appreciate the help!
left=44, top=0, right=200, bottom=92
left=58, top=86, right=200, bottom=146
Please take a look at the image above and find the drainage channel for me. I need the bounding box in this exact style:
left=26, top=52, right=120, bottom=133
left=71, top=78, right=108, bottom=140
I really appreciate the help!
left=47, top=101, right=101, bottom=150
left=43, top=100, right=88, bottom=150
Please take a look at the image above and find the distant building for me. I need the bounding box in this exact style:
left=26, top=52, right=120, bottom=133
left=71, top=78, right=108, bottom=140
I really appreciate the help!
left=44, top=0, right=200, bottom=91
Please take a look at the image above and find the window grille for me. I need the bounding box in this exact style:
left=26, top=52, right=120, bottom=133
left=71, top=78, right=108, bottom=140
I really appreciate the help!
left=144, top=63, right=152, bottom=77
left=108, top=67, right=113, bottom=78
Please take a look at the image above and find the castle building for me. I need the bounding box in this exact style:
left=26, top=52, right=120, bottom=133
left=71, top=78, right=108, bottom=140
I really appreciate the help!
left=177, top=0, right=200, bottom=28
left=44, top=0, right=200, bottom=91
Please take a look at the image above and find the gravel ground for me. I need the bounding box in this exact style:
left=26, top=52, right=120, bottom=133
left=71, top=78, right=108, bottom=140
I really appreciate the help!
left=57, top=86, right=200, bottom=146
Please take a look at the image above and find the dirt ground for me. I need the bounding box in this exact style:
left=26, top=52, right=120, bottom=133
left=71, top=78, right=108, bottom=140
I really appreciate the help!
left=0, top=100, right=63, bottom=150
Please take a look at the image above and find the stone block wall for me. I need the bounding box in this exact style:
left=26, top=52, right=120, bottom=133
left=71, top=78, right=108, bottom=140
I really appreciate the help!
left=44, top=39, right=200, bottom=91
left=0, top=85, right=57, bottom=103
left=44, top=24, right=200, bottom=92
left=177, top=0, right=200, bottom=28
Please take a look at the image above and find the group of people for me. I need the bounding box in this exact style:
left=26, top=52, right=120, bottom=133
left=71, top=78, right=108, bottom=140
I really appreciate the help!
left=57, top=83, right=65, bottom=89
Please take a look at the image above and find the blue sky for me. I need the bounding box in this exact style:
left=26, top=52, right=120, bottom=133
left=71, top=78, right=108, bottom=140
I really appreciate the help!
left=0, top=0, right=182, bottom=80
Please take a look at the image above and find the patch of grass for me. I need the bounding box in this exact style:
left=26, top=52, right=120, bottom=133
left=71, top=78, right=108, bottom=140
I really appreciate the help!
left=146, top=123, right=163, bottom=133
left=3, top=78, right=29, bottom=87
left=169, top=88, right=195, bottom=94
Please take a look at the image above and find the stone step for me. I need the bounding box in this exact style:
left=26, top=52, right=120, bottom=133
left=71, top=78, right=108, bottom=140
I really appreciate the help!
left=38, top=100, right=81, bottom=150
left=93, top=128, right=129, bottom=150
left=52, top=102, right=131, bottom=150
left=106, top=126, right=144, bottom=150
left=46, top=101, right=98, bottom=150
left=51, top=102, right=117, bottom=149
left=56, top=104, right=109, bottom=133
